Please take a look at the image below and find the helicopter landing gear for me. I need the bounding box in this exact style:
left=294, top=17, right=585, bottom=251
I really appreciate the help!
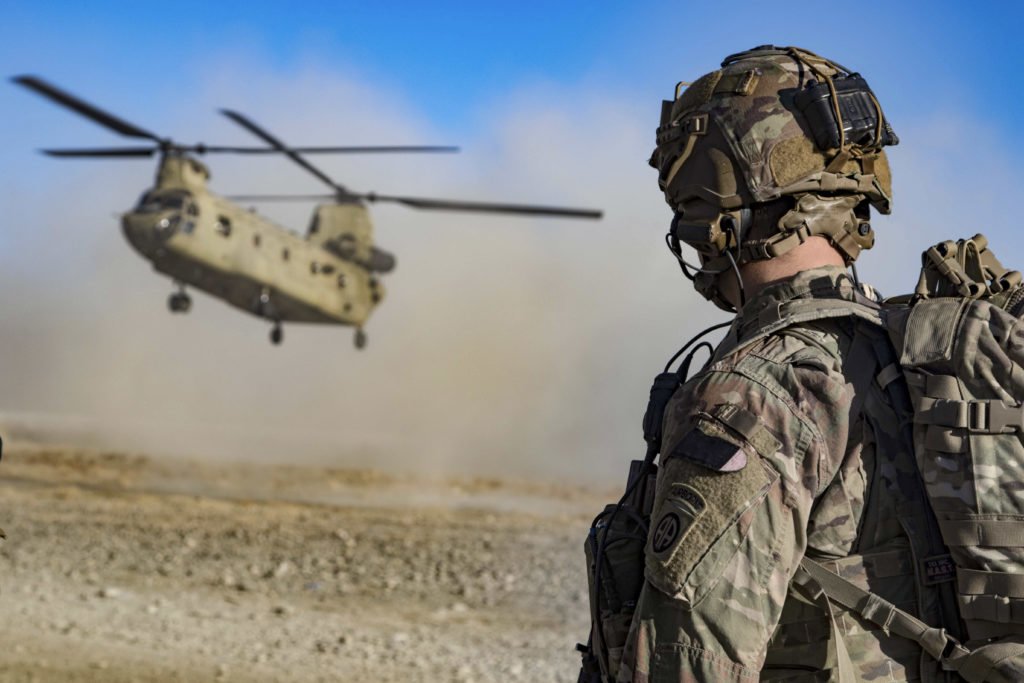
left=168, top=289, right=191, bottom=313
left=270, top=322, right=283, bottom=346
left=354, top=328, right=367, bottom=350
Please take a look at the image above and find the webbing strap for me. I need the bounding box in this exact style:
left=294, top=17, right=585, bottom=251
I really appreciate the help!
left=819, top=548, right=913, bottom=581
left=790, top=561, right=858, bottom=683
left=939, top=519, right=1024, bottom=548
left=711, top=288, right=885, bottom=364
left=710, top=403, right=780, bottom=458
left=923, top=427, right=967, bottom=454
left=958, top=567, right=1024, bottom=597
left=737, top=226, right=812, bottom=263
left=868, top=333, right=966, bottom=642
left=798, top=557, right=970, bottom=666
left=875, top=363, right=903, bottom=391
left=925, top=374, right=962, bottom=399
left=963, top=619, right=1024, bottom=642
left=807, top=553, right=1024, bottom=679
left=960, top=594, right=1024, bottom=623
left=729, top=298, right=883, bottom=355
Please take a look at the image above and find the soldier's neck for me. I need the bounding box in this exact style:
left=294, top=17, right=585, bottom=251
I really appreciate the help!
left=720, top=236, right=847, bottom=310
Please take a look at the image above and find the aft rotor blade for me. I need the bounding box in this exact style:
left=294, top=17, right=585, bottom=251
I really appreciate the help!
left=13, top=75, right=163, bottom=142
left=288, top=145, right=459, bottom=154
left=41, top=146, right=157, bottom=158
left=219, top=109, right=343, bottom=193
left=225, top=194, right=337, bottom=202
left=203, top=145, right=459, bottom=154
left=363, top=193, right=603, bottom=219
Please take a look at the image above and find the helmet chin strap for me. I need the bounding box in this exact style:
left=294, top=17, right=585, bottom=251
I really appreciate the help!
left=724, top=250, right=746, bottom=309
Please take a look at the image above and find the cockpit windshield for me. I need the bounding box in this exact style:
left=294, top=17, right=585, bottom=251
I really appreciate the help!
left=135, top=190, right=194, bottom=214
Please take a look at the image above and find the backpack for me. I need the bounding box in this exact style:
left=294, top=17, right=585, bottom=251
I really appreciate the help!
left=577, top=235, right=1024, bottom=683
left=802, top=234, right=1024, bottom=682
left=883, top=235, right=1024, bottom=644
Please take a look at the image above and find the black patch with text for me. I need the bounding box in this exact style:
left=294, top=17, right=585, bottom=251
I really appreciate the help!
left=923, top=554, right=956, bottom=585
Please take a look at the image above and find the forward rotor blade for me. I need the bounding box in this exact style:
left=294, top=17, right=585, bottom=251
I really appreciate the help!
left=219, top=109, right=343, bottom=193
left=362, top=193, right=603, bottom=219
left=38, top=144, right=456, bottom=156
left=12, top=75, right=163, bottom=142
left=42, top=146, right=157, bottom=158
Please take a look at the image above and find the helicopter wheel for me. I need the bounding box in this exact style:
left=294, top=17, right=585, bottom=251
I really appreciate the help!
left=354, top=328, right=367, bottom=350
left=168, top=292, right=192, bottom=313
left=270, top=323, right=283, bottom=346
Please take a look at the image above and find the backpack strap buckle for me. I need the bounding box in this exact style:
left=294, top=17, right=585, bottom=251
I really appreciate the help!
left=968, top=400, right=1024, bottom=433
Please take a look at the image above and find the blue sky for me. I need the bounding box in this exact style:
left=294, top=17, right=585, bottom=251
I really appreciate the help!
left=4, top=1, right=1021, bottom=135
left=1, top=1, right=1021, bottom=481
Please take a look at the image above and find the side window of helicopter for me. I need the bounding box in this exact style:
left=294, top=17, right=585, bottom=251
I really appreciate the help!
left=282, top=248, right=290, bottom=261
left=320, top=264, right=336, bottom=275
left=253, top=234, right=262, bottom=247
left=310, top=261, right=319, bottom=274
left=180, top=200, right=197, bottom=234
left=337, top=274, right=346, bottom=289
left=216, top=216, right=232, bottom=237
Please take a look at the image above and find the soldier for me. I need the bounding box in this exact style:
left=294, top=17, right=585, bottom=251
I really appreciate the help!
left=614, top=46, right=966, bottom=682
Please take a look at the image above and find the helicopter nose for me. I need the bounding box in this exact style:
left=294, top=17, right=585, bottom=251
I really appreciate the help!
left=121, top=210, right=179, bottom=255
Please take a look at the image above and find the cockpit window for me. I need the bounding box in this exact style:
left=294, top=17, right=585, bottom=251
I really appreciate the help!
left=135, top=190, right=194, bottom=214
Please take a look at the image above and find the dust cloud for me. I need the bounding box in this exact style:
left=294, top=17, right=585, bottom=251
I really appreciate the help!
left=0, top=59, right=1017, bottom=486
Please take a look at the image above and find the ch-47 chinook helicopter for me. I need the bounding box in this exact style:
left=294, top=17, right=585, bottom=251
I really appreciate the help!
left=14, top=76, right=602, bottom=348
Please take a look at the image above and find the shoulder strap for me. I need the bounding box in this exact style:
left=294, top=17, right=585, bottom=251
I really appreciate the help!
left=715, top=295, right=883, bottom=361
left=798, top=557, right=1024, bottom=682
left=797, top=557, right=970, bottom=669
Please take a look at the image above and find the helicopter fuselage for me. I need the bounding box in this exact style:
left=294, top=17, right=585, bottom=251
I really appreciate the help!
left=120, top=155, right=385, bottom=327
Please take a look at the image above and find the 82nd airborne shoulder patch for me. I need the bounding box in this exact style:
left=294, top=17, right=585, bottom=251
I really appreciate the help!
left=650, top=483, right=706, bottom=558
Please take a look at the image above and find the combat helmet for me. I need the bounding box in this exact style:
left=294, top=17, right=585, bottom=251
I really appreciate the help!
left=651, top=45, right=898, bottom=310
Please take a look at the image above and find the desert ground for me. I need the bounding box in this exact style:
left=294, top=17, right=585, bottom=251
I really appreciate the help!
left=0, top=438, right=610, bottom=682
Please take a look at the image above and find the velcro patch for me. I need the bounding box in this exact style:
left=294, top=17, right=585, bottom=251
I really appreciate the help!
left=645, top=456, right=777, bottom=604
left=672, top=428, right=748, bottom=472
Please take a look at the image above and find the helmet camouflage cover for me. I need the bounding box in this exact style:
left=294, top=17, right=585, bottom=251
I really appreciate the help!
left=651, top=45, right=899, bottom=308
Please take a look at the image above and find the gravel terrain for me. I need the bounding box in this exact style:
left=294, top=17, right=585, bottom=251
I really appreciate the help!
left=0, top=445, right=607, bottom=682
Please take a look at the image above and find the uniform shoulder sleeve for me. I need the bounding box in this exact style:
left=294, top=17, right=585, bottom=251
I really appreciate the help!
left=625, top=329, right=855, bottom=680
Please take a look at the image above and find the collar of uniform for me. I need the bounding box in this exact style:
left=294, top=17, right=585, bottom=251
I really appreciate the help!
left=732, top=266, right=860, bottom=340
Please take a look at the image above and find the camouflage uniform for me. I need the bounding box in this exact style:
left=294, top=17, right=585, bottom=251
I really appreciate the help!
left=618, top=266, right=962, bottom=682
